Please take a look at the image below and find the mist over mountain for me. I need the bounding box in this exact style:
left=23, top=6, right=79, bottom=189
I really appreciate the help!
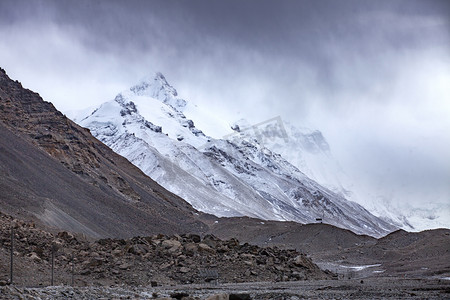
left=1, top=0, right=448, bottom=235
left=77, top=72, right=396, bottom=237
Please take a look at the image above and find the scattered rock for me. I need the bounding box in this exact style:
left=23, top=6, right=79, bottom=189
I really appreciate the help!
left=0, top=212, right=332, bottom=287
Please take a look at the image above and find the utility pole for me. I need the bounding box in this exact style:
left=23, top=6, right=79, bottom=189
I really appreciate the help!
left=51, top=245, right=55, bottom=286
left=71, top=253, right=74, bottom=286
left=10, top=226, right=13, bottom=285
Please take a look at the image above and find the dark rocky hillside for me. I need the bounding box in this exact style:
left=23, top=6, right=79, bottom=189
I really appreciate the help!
left=206, top=217, right=450, bottom=278
left=0, top=212, right=332, bottom=287
left=0, top=67, right=206, bottom=238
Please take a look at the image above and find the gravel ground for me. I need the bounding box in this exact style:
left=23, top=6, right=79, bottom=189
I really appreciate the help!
left=1, top=277, right=449, bottom=299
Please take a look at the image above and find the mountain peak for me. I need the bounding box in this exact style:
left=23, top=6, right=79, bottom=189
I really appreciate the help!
left=129, top=72, right=187, bottom=111
left=231, top=119, right=252, bottom=132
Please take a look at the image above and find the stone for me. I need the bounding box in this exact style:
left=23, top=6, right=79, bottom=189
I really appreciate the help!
left=184, top=243, right=198, bottom=256
left=118, top=262, right=132, bottom=270
left=198, top=243, right=215, bottom=253
left=27, top=252, right=41, bottom=262
left=188, top=234, right=201, bottom=243
left=293, top=255, right=314, bottom=269
left=79, top=269, right=91, bottom=275
left=180, top=267, right=190, bottom=273
left=162, top=239, right=182, bottom=250
left=159, top=262, right=173, bottom=269
left=241, top=253, right=254, bottom=259
left=206, top=294, right=229, bottom=300
left=202, top=234, right=220, bottom=248
left=128, top=244, right=147, bottom=255
left=92, top=251, right=101, bottom=257
left=87, top=257, right=104, bottom=267
left=225, top=238, right=240, bottom=248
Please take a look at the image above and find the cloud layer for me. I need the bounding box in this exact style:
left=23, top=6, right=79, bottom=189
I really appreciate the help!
left=1, top=0, right=449, bottom=229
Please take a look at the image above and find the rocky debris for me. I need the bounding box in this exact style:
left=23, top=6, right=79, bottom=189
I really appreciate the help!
left=0, top=212, right=332, bottom=287
left=208, top=217, right=450, bottom=279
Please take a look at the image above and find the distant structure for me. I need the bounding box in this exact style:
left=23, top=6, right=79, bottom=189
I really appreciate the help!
left=316, top=212, right=324, bottom=223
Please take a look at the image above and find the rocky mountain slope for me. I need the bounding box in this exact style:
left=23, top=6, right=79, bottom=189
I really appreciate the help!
left=77, top=72, right=395, bottom=237
left=0, top=212, right=331, bottom=287
left=0, top=67, right=206, bottom=238
left=206, top=217, right=450, bottom=279
left=1, top=211, right=447, bottom=294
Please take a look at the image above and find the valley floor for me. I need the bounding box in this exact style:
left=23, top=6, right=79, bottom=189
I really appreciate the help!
left=1, top=277, right=449, bottom=299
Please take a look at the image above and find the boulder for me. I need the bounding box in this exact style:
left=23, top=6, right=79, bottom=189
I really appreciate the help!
left=188, top=234, right=201, bottom=243
left=198, top=243, right=215, bottom=253
left=162, top=239, right=182, bottom=250
left=293, top=255, right=315, bottom=269
left=128, top=244, right=148, bottom=255
left=202, top=234, right=220, bottom=248
left=184, top=243, right=198, bottom=256
left=27, top=252, right=41, bottom=262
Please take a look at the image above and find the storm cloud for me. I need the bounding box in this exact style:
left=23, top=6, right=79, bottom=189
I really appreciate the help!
left=1, top=0, right=449, bottom=229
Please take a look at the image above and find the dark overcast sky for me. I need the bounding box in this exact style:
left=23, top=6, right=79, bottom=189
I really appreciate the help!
left=1, top=0, right=449, bottom=228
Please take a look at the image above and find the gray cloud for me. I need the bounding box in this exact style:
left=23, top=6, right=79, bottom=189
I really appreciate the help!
left=1, top=0, right=449, bottom=228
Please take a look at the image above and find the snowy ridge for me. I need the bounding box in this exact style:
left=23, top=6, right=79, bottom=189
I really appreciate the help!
left=231, top=119, right=450, bottom=232
left=230, top=118, right=353, bottom=198
left=78, top=72, right=396, bottom=237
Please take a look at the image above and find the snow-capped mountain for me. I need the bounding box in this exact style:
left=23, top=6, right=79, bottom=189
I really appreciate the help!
left=228, top=119, right=412, bottom=228
left=228, top=119, right=353, bottom=198
left=77, top=72, right=396, bottom=237
left=229, top=118, right=450, bottom=232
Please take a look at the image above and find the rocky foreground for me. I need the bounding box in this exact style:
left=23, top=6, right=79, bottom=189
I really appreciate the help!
left=1, top=278, right=449, bottom=299
left=0, top=212, right=332, bottom=288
